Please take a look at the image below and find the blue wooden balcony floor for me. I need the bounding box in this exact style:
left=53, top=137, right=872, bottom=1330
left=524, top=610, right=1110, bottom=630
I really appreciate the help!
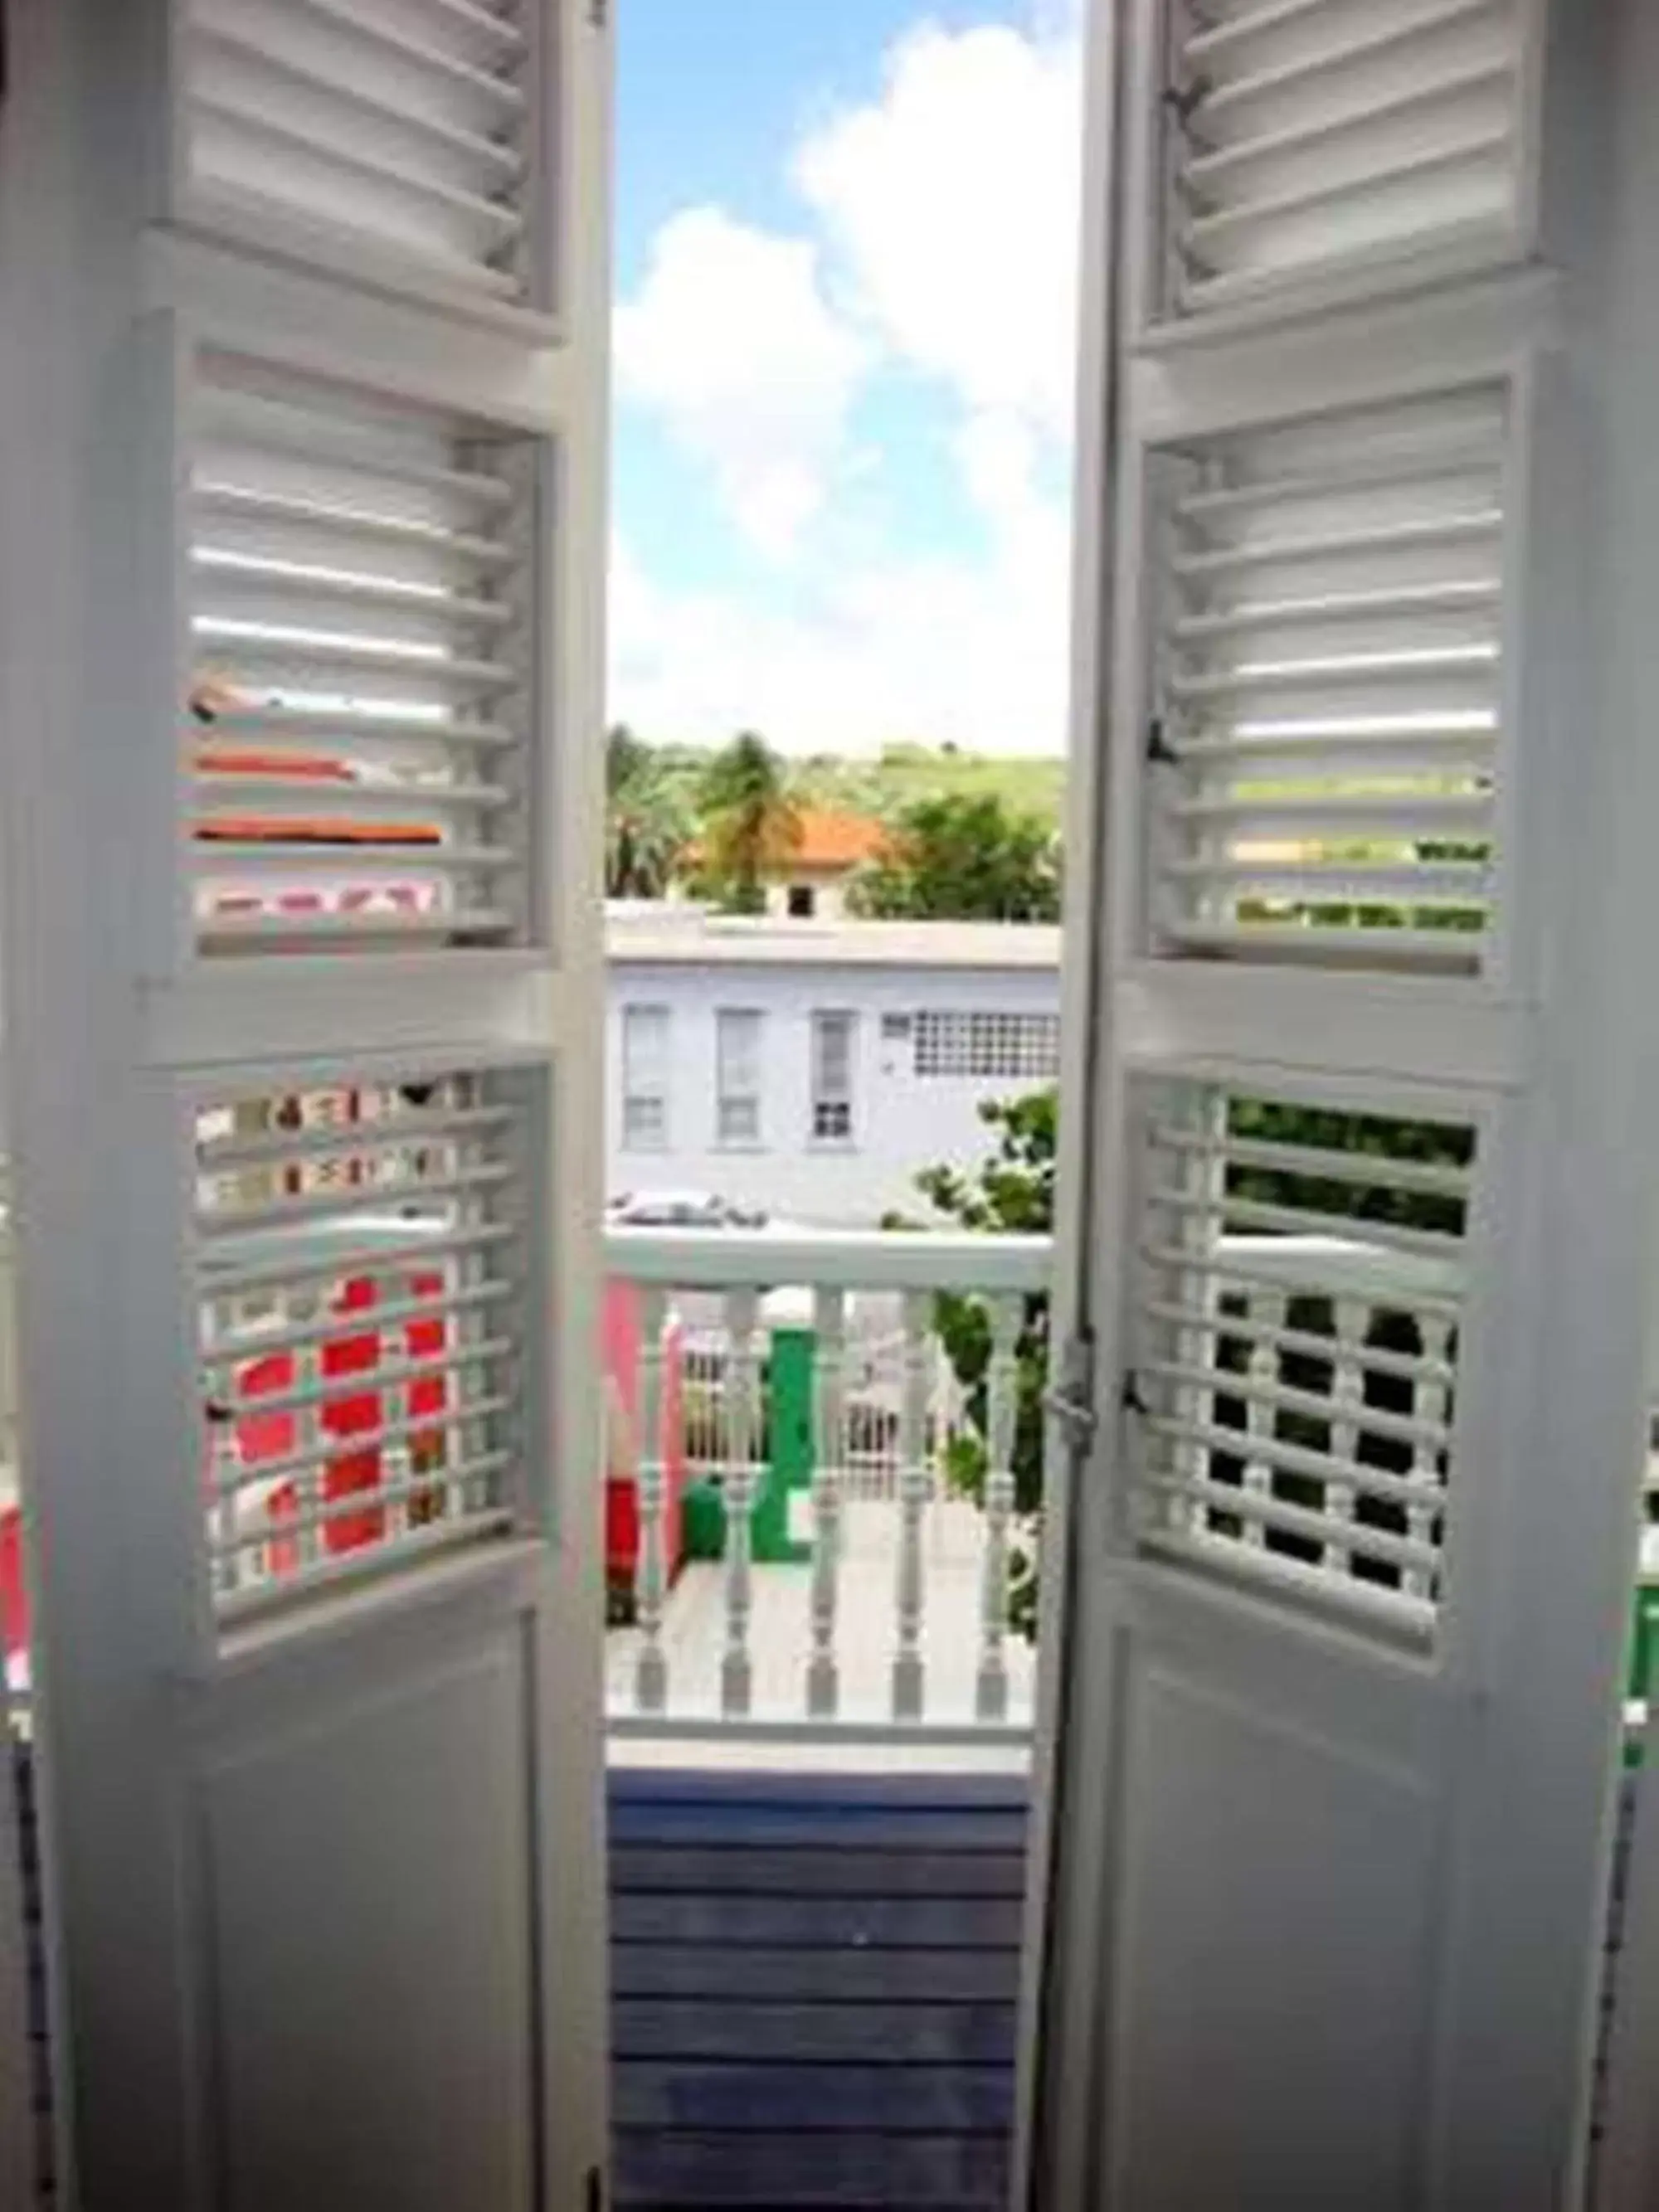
left=609, top=1769, right=1029, bottom=2211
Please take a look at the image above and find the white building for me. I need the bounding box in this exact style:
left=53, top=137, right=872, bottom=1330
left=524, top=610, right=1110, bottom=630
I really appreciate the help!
left=604, top=906, right=1062, bottom=1224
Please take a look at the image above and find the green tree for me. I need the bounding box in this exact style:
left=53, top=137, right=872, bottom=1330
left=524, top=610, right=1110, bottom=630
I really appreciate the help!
left=905, top=1089, right=1058, bottom=1641
left=694, top=731, right=800, bottom=915
left=604, top=724, right=689, bottom=899
left=847, top=791, right=1060, bottom=921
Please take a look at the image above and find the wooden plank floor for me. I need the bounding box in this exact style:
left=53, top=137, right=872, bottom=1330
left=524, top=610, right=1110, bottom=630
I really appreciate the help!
left=609, top=1768, right=1029, bottom=2212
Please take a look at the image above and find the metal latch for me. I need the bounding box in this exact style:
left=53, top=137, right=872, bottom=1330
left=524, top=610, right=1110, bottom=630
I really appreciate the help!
left=1042, top=1332, right=1099, bottom=1459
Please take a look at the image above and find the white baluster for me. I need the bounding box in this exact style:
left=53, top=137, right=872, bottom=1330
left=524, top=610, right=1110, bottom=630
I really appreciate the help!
left=1322, top=1299, right=1368, bottom=1578
left=631, top=1286, right=670, bottom=1716
left=721, top=1288, right=761, bottom=1719
left=1404, top=1313, right=1453, bottom=1602
left=1241, top=1289, right=1287, bottom=1547
left=805, top=1286, right=846, bottom=1721
left=976, top=1293, right=1022, bottom=1723
left=892, top=1290, right=932, bottom=1723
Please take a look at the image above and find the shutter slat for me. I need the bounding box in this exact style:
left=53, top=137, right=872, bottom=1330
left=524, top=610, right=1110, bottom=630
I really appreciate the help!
left=216, top=1338, right=516, bottom=1432
left=191, top=95, right=524, bottom=241
left=187, top=352, right=542, bottom=952
left=1127, top=1078, right=1472, bottom=1629
left=214, top=1508, right=516, bottom=1619
left=1151, top=0, right=1529, bottom=325
left=197, top=706, right=518, bottom=752
left=1165, top=794, right=1491, bottom=840
left=1138, top=1464, right=1441, bottom=1578
left=194, top=484, right=518, bottom=570
left=196, top=1064, right=538, bottom=1618
left=197, top=907, right=518, bottom=946
left=200, top=1101, right=514, bottom=1172
left=191, top=22, right=523, bottom=179
left=185, top=0, right=540, bottom=309
left=273, top=0, right=527, bottom=118
left=194, top=774, right=513, bottom=815
left=213, top=1393, right=515, bottom=1497
left=199, top=1160, right=515, bottom=1239
left=196, top=841, right=521, bottom=874
left=193, top=556, right=516, bottom=633
left=1149, top=382, right=1508, bottom=968
left=1189, top=0, right=1508, bottom=131
left=204, top=1278, right=513, bottom=1364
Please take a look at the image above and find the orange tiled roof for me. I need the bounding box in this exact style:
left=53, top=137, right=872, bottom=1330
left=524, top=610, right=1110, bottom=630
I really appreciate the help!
left=785, top=809, right=887, bottom=872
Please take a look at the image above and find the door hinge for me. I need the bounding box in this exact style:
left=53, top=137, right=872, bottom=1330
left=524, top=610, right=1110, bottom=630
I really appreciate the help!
left=1042, top=1331, right=1099, bottom=1460
left=585, top=2166, right=606, bottom=2212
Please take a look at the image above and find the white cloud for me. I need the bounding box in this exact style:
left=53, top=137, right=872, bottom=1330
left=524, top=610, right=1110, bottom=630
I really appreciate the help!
left=615, top=207, right=871, bottom=559
left=795, top=21, right=1082, bottom=440
left=611, top=13, right=1083, bottom=754
left=611, top=500, right=1071, bottom=759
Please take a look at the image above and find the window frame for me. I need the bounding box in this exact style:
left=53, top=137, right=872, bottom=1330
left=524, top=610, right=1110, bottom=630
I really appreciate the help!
left=714, top=1006, right=765, bottom=1150
left=809, top=1009, right=856, bottom=1146
left=620, top=1003, right=671, bottom=1153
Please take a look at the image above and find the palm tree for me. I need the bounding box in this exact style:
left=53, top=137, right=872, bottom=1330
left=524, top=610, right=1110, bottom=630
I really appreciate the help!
left=696, top=731, right=800, bottom=915
left=605, top=725, right=688, bottom=899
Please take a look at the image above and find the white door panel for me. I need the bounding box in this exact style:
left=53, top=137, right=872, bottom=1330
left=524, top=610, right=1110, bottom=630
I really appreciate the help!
left=1025, top=2, right=1659, bottom=2206
left=0, top=2, right=611, bottom=2203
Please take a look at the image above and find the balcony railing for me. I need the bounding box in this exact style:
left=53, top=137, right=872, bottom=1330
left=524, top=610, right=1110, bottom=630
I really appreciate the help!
left=602, top=1227, right=1051, bottom=1745
left=601, top=1223, right=1491, bottom=1747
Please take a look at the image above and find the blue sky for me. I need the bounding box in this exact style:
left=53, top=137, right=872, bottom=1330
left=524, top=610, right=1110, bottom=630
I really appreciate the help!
left=608, top=2, right=1082, bottom=756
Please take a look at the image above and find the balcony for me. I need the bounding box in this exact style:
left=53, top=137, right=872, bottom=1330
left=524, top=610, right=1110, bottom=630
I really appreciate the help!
left=1, top=1213, right=1652, bottom=2209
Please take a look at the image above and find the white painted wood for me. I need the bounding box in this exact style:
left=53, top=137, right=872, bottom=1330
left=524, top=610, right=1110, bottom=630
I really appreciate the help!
left=718, top=1288, right=761, bottom=1719
left=0, top=1695, right=35, bottom=2212
left=890, top=1291, right=933, bottom=1723
left=1025, top=2, right=1659, bottom=2206
left=630, top=1285, right=670, bottom=1716
left=805, top=1286, right=848, bottom=1722
left=975, top=1293, right=1022, bottom=1723
left=0, top=4, right=613, bottom=2205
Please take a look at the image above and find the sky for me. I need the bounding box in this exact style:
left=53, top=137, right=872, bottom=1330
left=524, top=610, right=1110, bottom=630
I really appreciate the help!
left=608, top=0, right=1083, bottom=758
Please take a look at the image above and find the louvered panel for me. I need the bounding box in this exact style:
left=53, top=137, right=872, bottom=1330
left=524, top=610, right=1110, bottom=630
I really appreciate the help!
left=187, top=347, right=544, bottom=956
left=182, top=0, right=539, bottom=311
left=1125, top=1078, right=1474, bottom=1638
left=1154, top=0, right=1533, bottom=324
left=1146, top=380, right=1510, bottom=970
left=195, top=1062, right=539, bottom=1622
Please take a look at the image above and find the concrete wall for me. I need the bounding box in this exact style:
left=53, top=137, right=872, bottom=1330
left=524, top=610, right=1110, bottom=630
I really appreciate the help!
left=604, top=952, right=1061, bottom=1226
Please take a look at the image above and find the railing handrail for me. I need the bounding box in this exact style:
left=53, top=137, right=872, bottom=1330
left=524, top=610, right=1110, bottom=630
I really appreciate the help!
left=602, top=1224, right=1453, bottom=1305
left=602, top=1223, right=1054, bottom=1296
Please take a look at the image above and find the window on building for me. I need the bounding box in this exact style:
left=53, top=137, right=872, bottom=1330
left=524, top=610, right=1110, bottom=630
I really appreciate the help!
left=716, top=1008, right=764, bottom=1147
left=621, top=1004, right=670, bottom=1150
left=810, top=1010, right=855, bottom=1142
left=786, top=883, right=816, bottom=918
left=913, top=1010, right=1061, bottom=1081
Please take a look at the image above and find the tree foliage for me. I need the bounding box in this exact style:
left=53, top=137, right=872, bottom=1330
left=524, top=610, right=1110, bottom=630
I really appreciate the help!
left=693, top=731, right=801, bottom=915
left=604, top=724, right=690, bottom=899
left=906, top=1090, right=1058, bottom=1641
left=847, top=791, right=1060, bottom=922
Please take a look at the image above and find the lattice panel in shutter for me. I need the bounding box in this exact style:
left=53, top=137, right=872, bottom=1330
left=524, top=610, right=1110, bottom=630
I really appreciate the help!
left=1144, top=378, right=1511, bottom=970
left=187, top=346, right=545, bottom=955
left=1124, top=1077, right=1476, bottom=1637
left=196, top=1060, right=540, bottom=1621
left=1151, top=0, right=1534, bottom=327
left=182, top=0, right=543, bottom=313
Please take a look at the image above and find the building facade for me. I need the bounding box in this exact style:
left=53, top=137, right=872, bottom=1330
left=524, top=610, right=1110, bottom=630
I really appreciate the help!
left=605, top=907, right=1062, bottom=1225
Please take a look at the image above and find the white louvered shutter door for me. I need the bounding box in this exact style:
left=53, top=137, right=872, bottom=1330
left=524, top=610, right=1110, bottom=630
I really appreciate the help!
left=181, top=0, right=559, bottom=325
left=1136, top=0, right=1544, bottom=333
left=1024, top=4, right=1659, bottom=2209
left=0, top=4, right=611, bottom=2207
